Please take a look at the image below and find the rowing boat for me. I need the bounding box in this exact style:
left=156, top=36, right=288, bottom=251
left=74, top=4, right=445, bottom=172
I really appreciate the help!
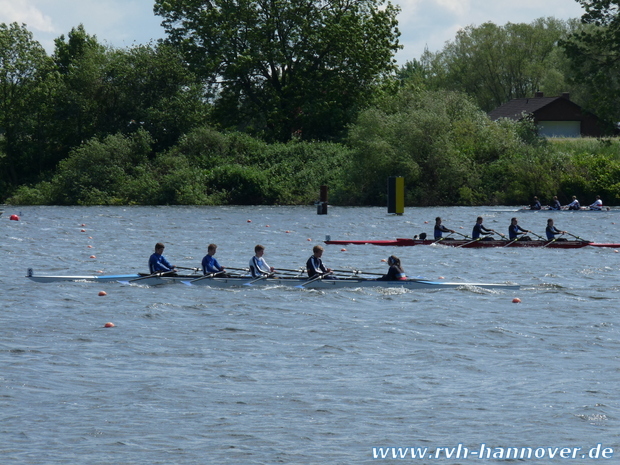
left=517, top=207, right=614, bottom=212
left=324, top=238, right=620, bottom=248
left=25, top=269, right=518, bottom=290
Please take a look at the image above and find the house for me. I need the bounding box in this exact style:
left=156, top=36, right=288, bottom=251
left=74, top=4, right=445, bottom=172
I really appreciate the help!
left=487, top=92, right=608, bottom=138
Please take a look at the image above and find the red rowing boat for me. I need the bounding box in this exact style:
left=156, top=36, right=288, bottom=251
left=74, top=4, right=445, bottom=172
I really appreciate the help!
left=324, top=238, right=620, bottom=248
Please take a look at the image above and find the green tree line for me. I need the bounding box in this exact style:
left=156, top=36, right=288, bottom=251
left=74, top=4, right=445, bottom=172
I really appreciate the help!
left=2, top=0, right=620, bottom=206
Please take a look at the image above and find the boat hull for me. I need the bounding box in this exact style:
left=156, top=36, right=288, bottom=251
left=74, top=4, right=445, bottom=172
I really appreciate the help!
left=26, top=272, right=518, bottom=290
left=324, top=238, right=618, bottom=248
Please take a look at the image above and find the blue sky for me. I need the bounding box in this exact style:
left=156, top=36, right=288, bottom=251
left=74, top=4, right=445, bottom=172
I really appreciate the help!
left=2, top=0, right=586, bottom=65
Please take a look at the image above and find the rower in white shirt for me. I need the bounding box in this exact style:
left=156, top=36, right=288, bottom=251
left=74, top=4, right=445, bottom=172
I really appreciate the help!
left=589, top=195, right=603, bottom=210
left=249, top=244, right=275, bottom=277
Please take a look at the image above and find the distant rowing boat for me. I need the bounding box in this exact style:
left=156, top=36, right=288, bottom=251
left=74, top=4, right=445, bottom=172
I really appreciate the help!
left=324, top=238, right=620, bottom=248
left=25, top=269, right=519, bottom=290
left=517, top=207, right=615, bottom=212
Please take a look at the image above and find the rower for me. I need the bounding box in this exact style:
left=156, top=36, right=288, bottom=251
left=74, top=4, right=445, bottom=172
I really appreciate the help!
left=508, top=218, right=531, bottom=241
left=249, top=244, right=275, bottom=278
left=566, top=196, right=580, bottom=210
left=306, top=245, right=334, bottom=278
left=530, top=196, right=542, bottom=210
left=550, top=196, right=562, bottom=211
left=148, top=243, right=177, bottom=274
left=202, top=243, right=228, bottom=276
left=472, top=216, right=495, bottom=240
left=434, top=217, right=455, bottom=240
left=545, top=219, right=567, bottom=241
left=376, top=255, right=407, bottom=281
left=589, top=195, right=603, bottom=210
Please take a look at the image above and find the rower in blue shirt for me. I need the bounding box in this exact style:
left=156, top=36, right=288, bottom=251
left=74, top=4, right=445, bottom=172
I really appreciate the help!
left=508, top=217, right=531, bottom=241
left=472, top=216, right=495, bottom=240
left=148, top=242, right=177, bottom=273
left=550, top=196, right=562, bottom=210
left=530, top=196, right=542, bottom=210
left=545, top=218, right=567, bottom=241
left=434, top=217, right=455, bottom=240
left=306, top=245, right=333, bottom=278
left=376, top=255, right=407, bottom=281
left=202, top=243, right=227, bottom=275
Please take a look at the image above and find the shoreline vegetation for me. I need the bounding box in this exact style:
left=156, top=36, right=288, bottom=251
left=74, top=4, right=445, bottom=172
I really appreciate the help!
left=7, top=123, right=620, bottom=208
left=3, top=10, right=620, bottom=207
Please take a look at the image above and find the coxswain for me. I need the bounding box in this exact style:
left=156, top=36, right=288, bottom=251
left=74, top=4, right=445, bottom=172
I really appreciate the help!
left=589, top=195, right=603, bottom=210
left=566, top=196, right=580, bottom=210
left=148, top=243, right=177, bottom=274
left=545, top=218, right=567, bottom=241
left=472, top=216, right=495, bottom=240
left=249, top=244, right=275, bottom=278
left=202, top=243, right=227, bottom=275
left=306, top=245, right=333, bottom=278
left=530, top=196, right=542, bottom=210
left=508, top=218, right=531, bottom=241
left=376, top=255, right=407, bottom=281
left=434, top=217, right=455, bottom=240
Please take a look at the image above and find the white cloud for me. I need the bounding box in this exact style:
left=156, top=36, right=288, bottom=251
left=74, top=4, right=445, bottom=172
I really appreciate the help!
left=0, top=0, right=54, bottom=32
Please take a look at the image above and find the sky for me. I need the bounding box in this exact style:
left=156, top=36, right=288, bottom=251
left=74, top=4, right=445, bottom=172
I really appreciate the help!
left=1, top=0, right=586, bottom=65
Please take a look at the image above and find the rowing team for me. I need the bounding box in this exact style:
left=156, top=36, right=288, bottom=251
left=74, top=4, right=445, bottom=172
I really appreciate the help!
left=530, top=195, right=606, bottom=211
left=148, top=243, right=408, bottom=281
left=431, top=217, right=577, bottom=242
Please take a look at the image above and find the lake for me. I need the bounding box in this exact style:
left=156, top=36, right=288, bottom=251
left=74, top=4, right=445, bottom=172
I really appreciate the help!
left=1, top=206, right=619, bottom=463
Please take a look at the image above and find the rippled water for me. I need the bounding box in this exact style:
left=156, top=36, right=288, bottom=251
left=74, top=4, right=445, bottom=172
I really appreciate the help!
left=2, top=206, right=619, bottom=464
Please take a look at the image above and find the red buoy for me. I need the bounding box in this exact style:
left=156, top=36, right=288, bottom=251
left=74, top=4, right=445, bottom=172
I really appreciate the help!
left=98, top=291, right=107, bottom=296
left=90, top=255, right=96, bottom=259
left=9, top=214, right=19, bottom=221
left=512, top=298, right=521, bottom=303
left=104, top=322, right=115, bottom=327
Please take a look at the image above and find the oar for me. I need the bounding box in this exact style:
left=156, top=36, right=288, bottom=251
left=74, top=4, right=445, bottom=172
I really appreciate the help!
left=119, top=270, right=170, bottom=284
left=226, top=267, right=250, bottom=272
left=457, top=237, right=482, bottom=248
left=183, top=270, right=226, bottom=285
left=244, top=272, right=275, bottom=286
left=432, top=232, right=454, bottom=244
left=502, top=237, right=520, bottom=247
left=565, top=231, right=590, bottom=243
left=278, top=267, right=306, bottom=272
left=175, top=266, right=200, bottom=272
left=295, top=272, right=331, bottom=288
left=529, top=231, right=547, bottom=241
left=453, top=231, right=471, bottom=239
left=334, top=269, right=384, bottom=276
left=543, top=233, right=564, bottom=248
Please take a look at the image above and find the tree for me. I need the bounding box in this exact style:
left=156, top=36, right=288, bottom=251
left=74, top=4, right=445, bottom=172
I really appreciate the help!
left=154, top=0, right=401, bottom=142
left=0, top=22, right=53, bottom=190
left=406, top=18, right=574, bottom=111
left=561, top=1, right=620, bottom=123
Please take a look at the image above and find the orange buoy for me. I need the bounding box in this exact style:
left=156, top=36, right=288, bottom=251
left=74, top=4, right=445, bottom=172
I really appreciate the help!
left=98, top=291, right=107, bottom=296
left=88, top=236, right=92, bottom=239
left=81, top=229, right=86, bottom=232
left=265, top=225, right=270, bottom=227
left=438, top=276, right=445, bottom=279
left=340, top=248, right=347, bottom=252
left=96, top=270, right=103, bottom=273
left=9, top=214, right=19, bottom=221
left=104, top=322, right=115, bottom=327
left=307, top=238, right=312, bottom=241
left=87, top=245, right=93, bottom=248
left=285, top=230, right=290, bottom=233
left=247, top=219, right=252, bottom=223
left=90, top=255, right=96, bottom=259
left=512, top=298, right=521, bottom=303
left=81, top=223, right=86, bottom=227
left=381, top=258, right=387, bottom=262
